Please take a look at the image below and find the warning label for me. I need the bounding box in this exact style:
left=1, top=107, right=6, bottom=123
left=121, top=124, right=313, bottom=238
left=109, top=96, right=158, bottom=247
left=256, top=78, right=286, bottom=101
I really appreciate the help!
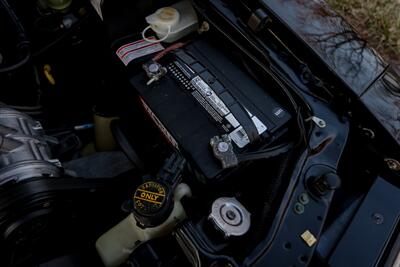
left=116, top=38, right=164, bottom=66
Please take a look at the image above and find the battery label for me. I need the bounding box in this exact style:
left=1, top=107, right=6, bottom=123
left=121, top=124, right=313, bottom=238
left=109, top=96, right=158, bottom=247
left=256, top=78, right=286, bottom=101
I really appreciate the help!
left=190, top=75, right=268, bottom=148
left=169, top=62, right=268, bottom=148
left=191, top=76, right=231, bottom=116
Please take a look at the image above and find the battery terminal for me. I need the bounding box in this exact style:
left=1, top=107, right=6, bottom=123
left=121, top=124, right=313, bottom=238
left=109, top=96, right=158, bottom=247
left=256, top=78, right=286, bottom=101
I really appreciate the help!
left=143, top=61, right=167, bottom=85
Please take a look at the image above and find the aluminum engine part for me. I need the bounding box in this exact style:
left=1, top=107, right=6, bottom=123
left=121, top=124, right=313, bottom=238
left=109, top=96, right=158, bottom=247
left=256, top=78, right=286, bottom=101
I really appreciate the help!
left=0, top=108, right=61, bottom=185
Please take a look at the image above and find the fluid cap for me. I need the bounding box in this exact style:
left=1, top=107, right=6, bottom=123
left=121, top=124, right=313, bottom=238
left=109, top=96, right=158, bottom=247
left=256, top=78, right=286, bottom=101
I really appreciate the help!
left=208, top=197, right=251, bottom=238
left=133, top=180, right=173, bottom=228
left=146, top=7, right=180, bottom=32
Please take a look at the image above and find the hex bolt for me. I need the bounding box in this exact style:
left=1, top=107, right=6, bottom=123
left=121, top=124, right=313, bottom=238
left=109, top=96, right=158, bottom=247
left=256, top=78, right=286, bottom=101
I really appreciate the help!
left=217, top=141, right=229, bottom=153
left=148, top=63, right=160, bottom=74
left=294, top=202, right=305, bottom=215
left=298, top=193, right=310, bottom=205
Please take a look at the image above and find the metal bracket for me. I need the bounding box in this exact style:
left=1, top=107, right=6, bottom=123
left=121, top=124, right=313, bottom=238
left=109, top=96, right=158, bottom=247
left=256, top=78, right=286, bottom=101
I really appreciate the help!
left=306, top=116, right=327, bottom=128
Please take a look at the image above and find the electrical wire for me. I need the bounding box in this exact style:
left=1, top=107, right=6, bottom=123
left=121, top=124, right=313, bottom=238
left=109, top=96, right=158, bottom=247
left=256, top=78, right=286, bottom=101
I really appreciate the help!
left=237, top=142, right=293, bottom=162
left=205, top=15, right=312, bottom=147
left=198, top=11, right=311, bottom=148
left=152, top=42, right=188, bottom=61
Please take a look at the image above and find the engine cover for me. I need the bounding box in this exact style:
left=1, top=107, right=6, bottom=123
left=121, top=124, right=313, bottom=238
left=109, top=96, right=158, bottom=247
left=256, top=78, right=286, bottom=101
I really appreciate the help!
left=131, top=40, right=291, bottom=181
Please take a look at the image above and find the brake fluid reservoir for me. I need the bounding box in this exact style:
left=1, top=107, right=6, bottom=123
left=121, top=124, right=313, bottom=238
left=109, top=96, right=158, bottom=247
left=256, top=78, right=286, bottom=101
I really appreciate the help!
left=144, top=1, right=198, bottom=43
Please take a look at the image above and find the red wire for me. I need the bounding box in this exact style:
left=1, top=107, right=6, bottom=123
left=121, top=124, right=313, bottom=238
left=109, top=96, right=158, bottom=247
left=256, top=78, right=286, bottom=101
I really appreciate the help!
left=152, top=42, right=188, bottom=61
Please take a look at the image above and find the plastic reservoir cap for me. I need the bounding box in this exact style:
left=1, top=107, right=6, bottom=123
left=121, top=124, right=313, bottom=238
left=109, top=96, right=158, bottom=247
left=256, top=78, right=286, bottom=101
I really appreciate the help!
left=146, top=7, right=180, bottom=31
left=132, top=180, right=174, bottom=228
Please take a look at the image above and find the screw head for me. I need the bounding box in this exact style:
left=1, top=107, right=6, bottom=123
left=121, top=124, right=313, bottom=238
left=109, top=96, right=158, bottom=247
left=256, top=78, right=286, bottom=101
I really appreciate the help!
left=372, top=213, right=384, bottom=225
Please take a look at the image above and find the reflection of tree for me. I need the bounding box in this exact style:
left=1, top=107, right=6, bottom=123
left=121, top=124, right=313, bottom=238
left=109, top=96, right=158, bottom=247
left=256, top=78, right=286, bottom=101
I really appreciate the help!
left=277, top=0, right=383, bottom=83
left=310, top=21, right=370, bottom=79
left=272, top=0, right=400, bottom=141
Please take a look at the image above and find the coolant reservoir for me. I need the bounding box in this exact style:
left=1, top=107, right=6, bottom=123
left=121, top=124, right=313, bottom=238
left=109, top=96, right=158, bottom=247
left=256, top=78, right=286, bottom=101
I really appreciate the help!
left=145, top=1, right=198, bottom=43
left=95, top=183, right=191, bottom=267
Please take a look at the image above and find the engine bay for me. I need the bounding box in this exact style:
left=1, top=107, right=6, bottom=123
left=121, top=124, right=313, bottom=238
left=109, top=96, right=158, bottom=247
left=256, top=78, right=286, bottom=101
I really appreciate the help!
left=1, top=0, right=400, bottom=266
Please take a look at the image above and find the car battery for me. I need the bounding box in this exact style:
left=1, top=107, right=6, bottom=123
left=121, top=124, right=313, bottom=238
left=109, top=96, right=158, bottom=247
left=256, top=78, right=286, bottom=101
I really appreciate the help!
left=130, top=39, right=291, bottom=181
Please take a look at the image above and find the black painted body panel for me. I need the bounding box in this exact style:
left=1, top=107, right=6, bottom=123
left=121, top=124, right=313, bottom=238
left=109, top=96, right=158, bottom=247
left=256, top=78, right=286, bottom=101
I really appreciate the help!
left=329, top=178, right=400, bottom=267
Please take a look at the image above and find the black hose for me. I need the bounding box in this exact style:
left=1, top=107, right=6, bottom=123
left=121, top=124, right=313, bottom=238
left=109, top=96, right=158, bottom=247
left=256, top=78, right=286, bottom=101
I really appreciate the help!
left=0, top=0, right=31, bottom=73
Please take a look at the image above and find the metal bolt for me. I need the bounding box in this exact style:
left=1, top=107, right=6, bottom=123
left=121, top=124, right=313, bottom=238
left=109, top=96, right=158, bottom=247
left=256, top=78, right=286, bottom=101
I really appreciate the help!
left=294, top=203, right=305, bottom=215
left=385, top=158, right=400, bottom=171
left=298, top=193, right=310, bottom=205
left=148, top=63, right=160, bottom=74
left=218, top=142, right=229, bottom=153
left=372, top=213, right=384, bottom=225
left=226, top=210, right=237, bottom=220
